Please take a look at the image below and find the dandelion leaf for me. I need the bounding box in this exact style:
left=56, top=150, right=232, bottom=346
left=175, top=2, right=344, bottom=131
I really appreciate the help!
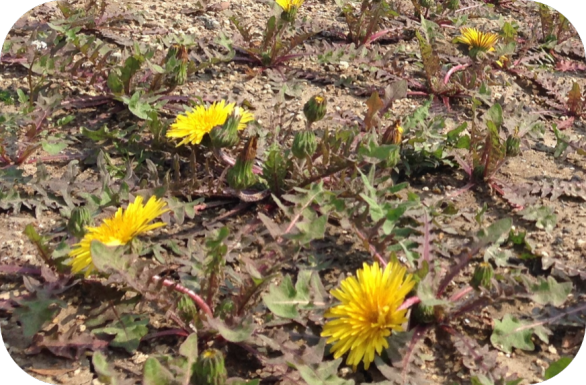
left=415, top=30, right=439, bottom=84
left=490, top=314, right=551, bottom=353
left=262, top=270, right=318, bottom=319
left=296, top=358, right=355, bottom=385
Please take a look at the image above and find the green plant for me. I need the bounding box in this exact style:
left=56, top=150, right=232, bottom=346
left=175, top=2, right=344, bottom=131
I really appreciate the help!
left=337, top=0, right=398, bottom=46
left=229, top=11, right=316, bottom=68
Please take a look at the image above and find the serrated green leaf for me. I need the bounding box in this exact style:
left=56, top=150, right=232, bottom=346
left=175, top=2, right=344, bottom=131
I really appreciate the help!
left=90, top=240, right=135, bottom=276
left=456, top=134, right=471, bottom=149
left=520, top=205, right=557, bottom=233
left=552, top=125, right=570, bottom=158
left=179, top=333, right=198, bottom=362
left=545, top=356, right=573, bottom=380
left=471, top=375, right=493, bottom=385
left=295, top=214, right=327, bottom=243
left=477, top=218, right=512, bottom=245
left=417, top=279, right=449, bottom=307
left=490, top=314, right=551, bottom=353
left=143, top=357, right=175, bottom=385
left=41, top=140, right=67, bottom=155
left=81, top=125, right=124, bottom=141
left=92, top=314, right=149, bottom=353
left=13, top=298, right=64, bottom=339
left=447, top=122, right=467, bottom=142
left=262, top=271, right=317, bottom=319
left=208, top=316, right=255, bottom=343
left=296, top=358, right=355, bottom=385
left=486, top=103, right=503, bottom=129
left=529, top=276, right=572, bottom=306
left=93, top=351, right=127, bottom=385
left=491, top=314, right=533, bottom=353
left=107, top=71, right=124, bottom=94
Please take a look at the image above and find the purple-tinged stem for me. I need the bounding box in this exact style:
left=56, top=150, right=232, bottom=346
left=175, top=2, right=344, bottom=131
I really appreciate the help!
left=352, top=225, right=387, bottom=267
left=444, top=64, right=470, bottom=85
left=152, top=275, right=213, bottom=318
left=449, top=285, right=473, bottom=302
left=397, top=296, right=421, bottom=312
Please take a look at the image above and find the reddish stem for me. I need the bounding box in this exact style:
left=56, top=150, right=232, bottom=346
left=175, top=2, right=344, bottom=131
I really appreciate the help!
left=444, top=64, right=470, bottom=85
left=397, top=296, right=421, bottom=312
left=352, top=225, right=387, bottom=267
left=152, top=275, right=213, bottom=318
left=142, top=328, right=190, bottom=341
left=449, top=285, right=473, bottom=302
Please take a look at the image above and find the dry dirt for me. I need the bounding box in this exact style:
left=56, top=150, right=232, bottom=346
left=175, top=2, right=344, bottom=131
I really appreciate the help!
left=1, top=0, right=586, bottom=384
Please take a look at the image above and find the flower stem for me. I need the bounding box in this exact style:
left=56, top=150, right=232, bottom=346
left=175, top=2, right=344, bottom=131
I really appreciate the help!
left=397, top=296, right=421, bottom=311
left=444, top=64, right=470, bottom=85
left=152, top=275, right=214, bottom=318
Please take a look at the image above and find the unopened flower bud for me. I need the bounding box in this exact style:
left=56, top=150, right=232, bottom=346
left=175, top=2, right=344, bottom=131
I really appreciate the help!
left=472, top=164, right=486, bottom=182
left=165, top=44, right=189, bottom=86
left=471, top=262, right=494, bottom=290
left=303, top=95, right=327, bottom=125
left=227, top=137, right=258, bottom=190
left=210, top=108, right=241, bottom=149
left=281, top=7, right=298, bottom=23
left=505, top=129, right=521, bottom=157
left=67, top=207, right=93, bottom=239
left=262, top=145, right=289, bottom=193
left=412, top=303, right=436, bottom=324
left=194, top=349, right=227, bottom=385
left=292, top=130, right=317, bottom=159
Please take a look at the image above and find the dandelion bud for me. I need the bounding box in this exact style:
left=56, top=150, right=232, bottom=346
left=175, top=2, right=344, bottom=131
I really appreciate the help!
left=227, top=137, right=257, bottom=190
left=261, top=52, right=272, bottom=67
left=276, top=0, right=305, bottom=23
left=472, top=164, right=486, bottom=181
left=67, top=207, right=93, bottom=239
left=193, top=349, right=227, bottom=385
left=210, top=108, right=241, bottom=149
left=471, top=262, right=494, bottom=290
left=292, top=130, right=317, bottom=159
left=505, top=133, right=521, bottom=157
left=412, top=303, right=436, bottom=324
left=303, top=95, right=328, bottom=124
left=165, top=44, right=189, bottom=86
left=262, top=145, right=289, bottom=193
left=303, top=95, right=327, bottom=125
left=281, top=7, right=298, bottom=23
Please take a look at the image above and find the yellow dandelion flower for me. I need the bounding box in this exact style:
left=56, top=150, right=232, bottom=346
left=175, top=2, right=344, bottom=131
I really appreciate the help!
left=321, top=261, right=415, bottom=370
left=166, top=100, right=254, bottom=147
left=68, top=196, right=169, bottom=277
left=276, top=0, right=305, bottom=12
left=455, top=27, right=499, bottom=52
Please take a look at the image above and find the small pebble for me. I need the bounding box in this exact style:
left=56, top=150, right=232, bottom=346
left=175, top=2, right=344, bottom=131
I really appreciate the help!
left=548, top=346, right=557, bottom=354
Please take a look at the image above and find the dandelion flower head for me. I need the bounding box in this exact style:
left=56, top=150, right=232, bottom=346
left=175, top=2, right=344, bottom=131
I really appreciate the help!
left=455, top=27, right=499, bottom=52
left=166, top=100, right=254, bottom=147
left=68, top=196, right=168, bottom=277
left=276, top=0, right=306, bottom=12
left=321, top=261, right=415, bottom=370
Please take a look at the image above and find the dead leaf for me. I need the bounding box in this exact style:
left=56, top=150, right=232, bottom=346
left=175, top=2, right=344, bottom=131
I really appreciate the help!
left=364, top=91, right=383, bottom=130
left=28, top=367, right=76, bottom=376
